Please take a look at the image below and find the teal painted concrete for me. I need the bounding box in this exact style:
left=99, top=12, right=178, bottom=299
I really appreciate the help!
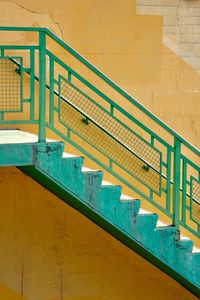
left=0, top=143, right=36, bottom=166
left=0, top=134, right=199, bottom=294
left=0, top=141, right=62, bottom=167
left=31, top=140, right=200, bottom=293
left=0, top=25, right=199, bottom=295
left=19, top=165, right=200, bottom=298
left=0, top=27, right=199, bottom=239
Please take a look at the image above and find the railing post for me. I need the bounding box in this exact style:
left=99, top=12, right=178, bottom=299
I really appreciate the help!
left=38, top=30, right=46, bottom=142
left=173, top=136, right=181, bottom=226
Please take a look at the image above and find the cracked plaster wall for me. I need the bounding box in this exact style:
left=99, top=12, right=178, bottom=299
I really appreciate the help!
left=0, top=0, right=200, bottom=148
left=0, top=2, right=199, bottom=299
left=0, top=0, right=199, bottom=233
left=136, top=0, right=200, bottom=73
left=0, top=167, right=198, bottom=300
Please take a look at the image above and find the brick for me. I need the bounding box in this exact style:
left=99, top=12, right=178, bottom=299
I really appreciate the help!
left=180, top=24, right=200, bottom=34
left=179, top=0, right=200, bottom=8
left=136, top=0, right=178, bottom=6
left=163, top=35, right=180, bottom=46
left=137, top=5, right=178, bottom=16
left=180, top=33, right=200, bottom=43
left=163, top=25, right=179, bottom=34
left=182, top=56, right=200, bottom=69
left=180, top=43, right=200, bottom=57
left=179, top=7, right=200, bottom=17
left=179, top=16, right=200, bottom=25
left=164, top=15, right=179, bottom=26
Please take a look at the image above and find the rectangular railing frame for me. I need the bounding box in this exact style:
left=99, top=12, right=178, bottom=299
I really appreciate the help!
left=0, top=26, right=199, bottom=239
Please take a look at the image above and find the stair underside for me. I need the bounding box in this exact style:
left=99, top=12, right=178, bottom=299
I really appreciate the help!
left=0, top=129, right=199, bottom=297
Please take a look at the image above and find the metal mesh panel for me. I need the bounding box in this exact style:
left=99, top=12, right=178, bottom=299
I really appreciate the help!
left=0, top=57, right=22, bottom=112
left=60, top=77, right=161, bottom=170
left=191, top=179, right=200, bottom=224
left=59, top=96, right=161, bottom=194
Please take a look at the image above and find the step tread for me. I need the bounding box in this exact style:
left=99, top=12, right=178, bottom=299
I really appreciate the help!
left=62, top=152, right=83, bottom=158
left=82, top=167, right=101, bottom=173
left=0, top=130, right=199, bottom=290
left=0, top=129, right=55, bottom=144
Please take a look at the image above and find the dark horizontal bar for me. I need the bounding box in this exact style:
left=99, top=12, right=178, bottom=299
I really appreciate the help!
left=0, top=26, right=46, bottom=32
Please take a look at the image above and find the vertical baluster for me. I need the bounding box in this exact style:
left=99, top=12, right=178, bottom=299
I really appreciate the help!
left=30, top=49, right=35, bottom=121
left=38, top=30, right=46, bottom=142
left=49, top=56, right=54, bottom=126
left=173, top=137, right=181, bottom=226
left=166, top=148, right=171, bottom=212
left=181, top=159, right=187, bottom=225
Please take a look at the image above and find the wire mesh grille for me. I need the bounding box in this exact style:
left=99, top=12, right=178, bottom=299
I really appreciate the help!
left=59, top=79, right=161, bottom=194
left=60, top=77, right=161, bottom=168
left=0, top=57, right=22, bottom=112
left=191, top=179, right=200, bottom=224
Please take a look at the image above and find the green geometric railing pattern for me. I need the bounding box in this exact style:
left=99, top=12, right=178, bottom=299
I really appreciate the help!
left=191, top=178, right=200, bottom=225
left=59, top=76, right=162, bottom=195
left=0, top=27, right=199, bottom=239
left=0, top=57, right=23, bottom=112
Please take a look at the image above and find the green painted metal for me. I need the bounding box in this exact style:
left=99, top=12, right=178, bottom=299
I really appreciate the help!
left=0, top=45, right=39, bottom=50
left=173, top=137, right=181, bottom=226
left=1, top=138, right=199, bottom=293
left=30, top=49, right=35, bottom=120
left=58, top=75, right=162, bottom=196
left=0, top=140, right=59, bottom=166
left=0, top=56, right=23, bottom=112
left=46, top=122, right=173, bottom=218
left=45, top=27, right=199, bottom=157
left=5, top=139, right=196, bottom=296
left=0, top=26, right=199, bottom=241
left=190, top=178, right=200, bottom=225
left=18, top=164, right=200, bottom=298
left=38, top=31, right=46, bottom=142
left=46, top=49, right=173, bottom=150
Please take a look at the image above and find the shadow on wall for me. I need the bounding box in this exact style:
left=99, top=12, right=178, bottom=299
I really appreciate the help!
left=0, top=167, right=198, bottom=300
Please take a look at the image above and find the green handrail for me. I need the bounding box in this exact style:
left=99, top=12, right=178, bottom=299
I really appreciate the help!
left=0, top=26, right=199, bottom=155
left=0, top=26, right=199, bottom=239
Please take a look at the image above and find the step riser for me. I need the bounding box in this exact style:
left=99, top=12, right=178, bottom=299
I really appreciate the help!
left=34, top=143, right=200, bottom=289
left=0, top=144, right=36, bottom=166
left=0, top=138, right=199, bottom=291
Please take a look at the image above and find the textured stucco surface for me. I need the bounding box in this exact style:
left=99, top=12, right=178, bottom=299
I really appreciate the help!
left=136, top=0, right=200, bottom=73
left=0, top=167, right=198, bottom=300
left=0, top=0, right=200, bottom=147
left=0, top=2, right=199, bottom=297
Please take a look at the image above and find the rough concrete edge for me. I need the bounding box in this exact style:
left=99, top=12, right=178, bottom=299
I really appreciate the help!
left=18, top=165, right=200, bottom=298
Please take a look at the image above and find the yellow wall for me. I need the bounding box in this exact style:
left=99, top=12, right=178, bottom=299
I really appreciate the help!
left=0, top=166, right=198, bottom=300
left=0, top=0, right=200, bottom=147
left=0, top=1, right=200, bottom=297
left=0, top=0, right=199, bottom=211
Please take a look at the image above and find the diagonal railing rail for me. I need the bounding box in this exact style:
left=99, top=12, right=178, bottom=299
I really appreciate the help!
left=0, top=26, right=199, bottom=239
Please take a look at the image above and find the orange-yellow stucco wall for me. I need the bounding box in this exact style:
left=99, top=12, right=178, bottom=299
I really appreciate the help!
left=0, top=0, right=200, bottom=299
left=0, top=0, right=200, bottom=148
left=0, top=167, right=198, bottom=300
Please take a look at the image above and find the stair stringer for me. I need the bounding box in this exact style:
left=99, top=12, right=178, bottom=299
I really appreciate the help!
left=33, top=141, right=200, bottom=293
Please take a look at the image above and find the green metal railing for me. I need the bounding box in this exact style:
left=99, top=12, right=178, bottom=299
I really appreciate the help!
left=0, top=27, right=199, bottom=239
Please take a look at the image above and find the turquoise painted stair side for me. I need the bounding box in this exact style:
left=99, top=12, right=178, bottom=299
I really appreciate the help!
left=0, top=25, right=199, bottom=297
left=32, top=139, right=200, bottom=292
left=0, top=130, right=199, bottom=295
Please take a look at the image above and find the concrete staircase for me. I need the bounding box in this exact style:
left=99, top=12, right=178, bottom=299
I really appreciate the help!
left=0, top=129, right=199, bottom=295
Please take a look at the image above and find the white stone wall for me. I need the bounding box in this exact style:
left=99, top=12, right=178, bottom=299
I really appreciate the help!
left=136, top=0, right=200, bottom=73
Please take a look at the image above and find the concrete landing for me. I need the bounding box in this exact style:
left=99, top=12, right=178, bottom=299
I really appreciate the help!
left=0, top=129, right=54, bottom=144
left=0, top=130, right=59, bottom=166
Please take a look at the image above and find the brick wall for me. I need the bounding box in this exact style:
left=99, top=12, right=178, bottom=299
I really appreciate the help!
left=136, top=0, right=200, bottom=73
